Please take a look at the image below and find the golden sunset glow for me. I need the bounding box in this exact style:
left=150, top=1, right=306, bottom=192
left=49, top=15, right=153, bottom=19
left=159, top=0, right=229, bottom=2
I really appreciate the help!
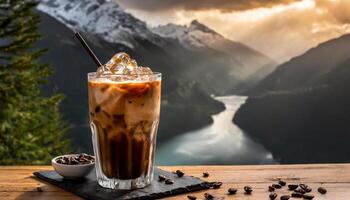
left=118, top=0, right=350, bottom=62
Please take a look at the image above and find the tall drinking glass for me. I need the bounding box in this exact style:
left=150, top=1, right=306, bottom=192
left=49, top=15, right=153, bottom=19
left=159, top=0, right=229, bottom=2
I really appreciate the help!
left=88, top=72, right=161, bottom=190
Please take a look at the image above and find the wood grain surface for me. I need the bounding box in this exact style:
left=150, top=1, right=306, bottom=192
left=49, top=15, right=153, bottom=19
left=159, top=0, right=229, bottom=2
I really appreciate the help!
left=0, top=164, right=348, bottom=199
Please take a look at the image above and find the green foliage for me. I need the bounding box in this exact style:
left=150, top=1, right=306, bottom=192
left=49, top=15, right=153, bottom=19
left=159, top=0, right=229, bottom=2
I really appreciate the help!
left=0, top=0, right=70, bottom=164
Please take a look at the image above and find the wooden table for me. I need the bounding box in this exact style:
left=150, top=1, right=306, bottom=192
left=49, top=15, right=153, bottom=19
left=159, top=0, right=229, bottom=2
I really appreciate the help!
left=0, top=164, right=349, bottom=200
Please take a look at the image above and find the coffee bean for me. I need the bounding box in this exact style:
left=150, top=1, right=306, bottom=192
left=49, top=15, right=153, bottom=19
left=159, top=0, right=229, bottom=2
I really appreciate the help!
left=272, top=184, right=282, bottom=189
left=165, top=179, right=174, bottom=184
left=278, top=180, right=286, bottom=186
left=288, top=184, right=299, bottom=190
left=269, top=192, right=278, bottom=200
left=202, top=181, right=212, bottom=189
left=187, top=195, right=197, bottom=200
left=291, top=192, right=303, bottom=198
left=302, top=194, right=314, bottom=199
left=175, top=170, right=184, bottom=177
left=294, top=188, right=306, bottom=194
left=304, top=187, right=312, bottom=193
left=70, top=159, right=79, bottom=165
left=228, top=188, right=237, bottom=195
left=212, top=182, right=223, bottom=189
left=203, top=172, right=209, bottom=177
left=269, top=185, right=275, bottom=192
left=36, top=187, right=43, bottom=192
left=61, top=157, right=68, bottom=164
left=204, top=193, right=214, bottom=200
left=158, top=175, right=166, bottom=182
left=318, top=187, right=327, bottom=194
left=280, top=195, right=290, bottom=200
left=244, top=185, right=253, bottom=194
left=299, top=184, right=308, bottom=190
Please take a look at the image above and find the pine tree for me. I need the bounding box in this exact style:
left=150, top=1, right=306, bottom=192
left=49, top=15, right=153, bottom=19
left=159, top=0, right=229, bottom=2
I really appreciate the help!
left=0, top=0, right=70, bottom=164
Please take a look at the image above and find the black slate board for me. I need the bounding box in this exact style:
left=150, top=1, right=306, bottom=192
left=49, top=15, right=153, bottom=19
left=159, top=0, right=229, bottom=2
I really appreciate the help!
left=34, top=168, right=208, bottom=200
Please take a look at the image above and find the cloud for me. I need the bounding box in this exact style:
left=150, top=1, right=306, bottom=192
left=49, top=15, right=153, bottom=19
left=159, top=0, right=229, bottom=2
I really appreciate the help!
left=116, top=0, right=300, bottom=12
left=317, top=0, right=350, bottom=24
left=118, top=0, right=350, bottom=62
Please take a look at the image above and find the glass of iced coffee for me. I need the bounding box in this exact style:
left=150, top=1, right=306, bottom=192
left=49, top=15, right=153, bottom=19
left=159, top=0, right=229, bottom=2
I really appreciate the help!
left=88, top=52, right=161, bottom=190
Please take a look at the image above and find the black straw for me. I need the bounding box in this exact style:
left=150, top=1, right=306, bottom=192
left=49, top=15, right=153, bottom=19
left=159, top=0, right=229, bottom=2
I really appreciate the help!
left=74, top=32, right=102, bottom=67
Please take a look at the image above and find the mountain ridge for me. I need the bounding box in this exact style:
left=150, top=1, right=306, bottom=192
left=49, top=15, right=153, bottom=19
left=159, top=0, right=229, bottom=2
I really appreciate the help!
left=246, top=33, right=350, bottom=95
left=234, top=33, right=350, bottom=163
left=38, top=0, right=164, bottom=49
left=152, top=19, right=276, bottom=92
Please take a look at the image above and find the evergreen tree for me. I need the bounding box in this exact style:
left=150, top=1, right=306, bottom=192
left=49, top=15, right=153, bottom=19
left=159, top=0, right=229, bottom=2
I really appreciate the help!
left=0, top=0, right=70, bottom=164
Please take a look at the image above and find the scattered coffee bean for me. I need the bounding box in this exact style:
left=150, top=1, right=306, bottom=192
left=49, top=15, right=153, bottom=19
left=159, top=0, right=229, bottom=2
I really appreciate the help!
left=278, top=180, right=286, bottom=186
left=288, top=184, right=299, bottom=190
left=299, top=184, right=308, bottom=190
left=269, top=192, right=278, bottom=200
left=291, top=192, right=303, bottom=198
left=302, top=194, right=314, bottom=199
left=304, top=187, right=312, bottom=193
left=165, top=179, right=174, bottom=185
left=204, top=193, right=214, bottom=200
left=272, top=184, right=282, bottom=189
left=202, top=181, right=212, bottom=189
left=244, top=185, right=253, bottom=194
left=174, top=170, right=184, bottom=177
left=187, top=195, right=197, bottom=200
left=299, top=184, right=312, bottom=193
left=318, top=187, right=327, bottom=194
left=269, top=185, right=275, bottom=192
left=212, top=181, right=223, bottom=189
left=158, top=175, right=166, bottom=182
left=280, top=195, right=290, bottom=200
left=36, top=187, right=43, bottom=192
left=228, top=188, right=237, bottom=195
left=294, top=188, right=306, bottom=194
left=203, top=172, right=209, bottom=177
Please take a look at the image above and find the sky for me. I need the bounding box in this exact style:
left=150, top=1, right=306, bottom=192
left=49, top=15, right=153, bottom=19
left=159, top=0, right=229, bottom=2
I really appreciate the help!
left=115, top=0, right=350, bottom=63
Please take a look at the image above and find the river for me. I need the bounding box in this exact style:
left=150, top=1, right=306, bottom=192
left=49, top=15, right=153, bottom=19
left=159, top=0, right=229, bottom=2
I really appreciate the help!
left=156, top=95, right=276, bottom=165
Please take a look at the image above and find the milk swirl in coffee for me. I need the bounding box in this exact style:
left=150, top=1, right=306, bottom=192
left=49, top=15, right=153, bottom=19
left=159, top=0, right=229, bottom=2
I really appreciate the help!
left=88, top=52, right=161, bottom=189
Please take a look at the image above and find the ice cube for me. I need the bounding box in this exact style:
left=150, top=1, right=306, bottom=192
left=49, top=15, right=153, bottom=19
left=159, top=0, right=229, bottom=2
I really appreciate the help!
left=112, top=52, right=130, bottom=65
left=128, top=59, right=138, bottom=68
left=95, top=52, right=154, bottom=78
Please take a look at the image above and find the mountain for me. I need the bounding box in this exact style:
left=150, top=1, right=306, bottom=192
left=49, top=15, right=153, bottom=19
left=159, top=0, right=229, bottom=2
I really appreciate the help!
left=234, top=34, right=350, bottom=163
left=36, top=0, right=277, bottom=152
left=37, top=0, right=163, bottom=49
left=35, top=1, right=225, bottom=152
left=38, top=0, right=275, bottom=96
left=153, top=20, right=276, bottom=93
left=246, top=34, right=350, bottom=95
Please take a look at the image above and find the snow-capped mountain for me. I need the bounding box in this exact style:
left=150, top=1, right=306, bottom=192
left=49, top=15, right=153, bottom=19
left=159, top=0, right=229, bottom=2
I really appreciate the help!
left=153, top=20, right=276, bottom=84
left=35, top=0, right=277, bottom=151
left=152, top=20, right=223, bottom=49
left=37, top=0, right=275, bottom=94
left=153, top=20, right=247, bottom=51
left=38, top=0, right=163, bottom=48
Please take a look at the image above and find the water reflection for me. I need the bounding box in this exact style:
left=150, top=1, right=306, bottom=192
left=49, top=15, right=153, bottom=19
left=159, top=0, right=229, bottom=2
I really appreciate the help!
left=156, top=96, right=276, bottom=165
